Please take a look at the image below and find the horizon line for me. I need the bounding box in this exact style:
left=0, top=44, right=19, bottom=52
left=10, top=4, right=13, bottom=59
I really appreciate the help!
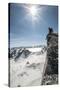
left=9, top=44, right=47, bottom=49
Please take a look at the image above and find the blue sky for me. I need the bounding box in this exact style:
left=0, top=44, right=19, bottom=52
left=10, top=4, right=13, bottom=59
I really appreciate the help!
left=10, top=3, right=58, bottom=48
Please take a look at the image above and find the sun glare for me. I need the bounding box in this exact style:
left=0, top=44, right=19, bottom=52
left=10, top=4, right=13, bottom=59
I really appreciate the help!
left=29, top=6, right=37, bottom=16
left=23, top=5, right=41, bottom=22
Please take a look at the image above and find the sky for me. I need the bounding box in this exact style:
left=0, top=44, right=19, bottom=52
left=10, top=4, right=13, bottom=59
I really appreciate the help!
left=9, top=3, right=58, bottom=48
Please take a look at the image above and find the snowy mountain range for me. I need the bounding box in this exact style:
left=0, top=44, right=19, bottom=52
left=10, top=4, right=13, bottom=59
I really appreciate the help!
left=9, top=46, right=47, bottom=60
left=9, top=46, right=47, bottom=87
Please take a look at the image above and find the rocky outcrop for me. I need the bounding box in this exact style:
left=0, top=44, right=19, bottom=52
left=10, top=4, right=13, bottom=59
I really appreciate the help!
left=45, top=27, right=58, bottom=74
left=42, top=28, right=58, bottom=85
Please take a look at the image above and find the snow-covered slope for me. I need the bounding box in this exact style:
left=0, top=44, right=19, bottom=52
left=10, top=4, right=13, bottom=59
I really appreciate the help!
left=9, top=47, right=47, bottom=87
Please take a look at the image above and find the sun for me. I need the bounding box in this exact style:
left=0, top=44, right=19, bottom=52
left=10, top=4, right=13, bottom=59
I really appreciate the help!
left=29, top=6, right=37, bottom=16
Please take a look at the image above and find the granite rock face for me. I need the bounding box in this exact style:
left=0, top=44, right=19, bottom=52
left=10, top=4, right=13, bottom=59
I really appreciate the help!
left=42, top=28, right=58, bottom=85
left=46, top=28, right=58, bottom=74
